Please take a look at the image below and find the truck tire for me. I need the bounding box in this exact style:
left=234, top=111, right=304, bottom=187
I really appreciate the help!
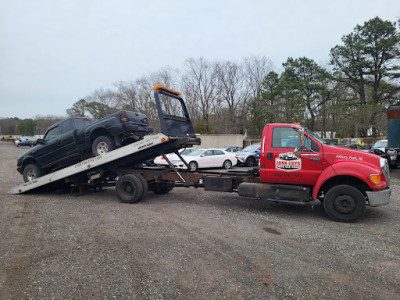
left=323, top=185, right=366, bottom=222
left=223, top=160, right=233, bottom=169
left=246, top=156, right=255, bottom=167
left=135, top=174, right=148, bottom=197
left=23, top=163, right=43, bottom=183
left=92, top=136, right=115, bottom=156
left=150, top=181, right=175, bottom=194
left=188, top=161, right=198, bottom=172
left=116, top=174, right=144, bottom=203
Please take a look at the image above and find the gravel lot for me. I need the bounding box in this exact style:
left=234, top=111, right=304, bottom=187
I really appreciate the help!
left=1, top=141, right=399, bottom=299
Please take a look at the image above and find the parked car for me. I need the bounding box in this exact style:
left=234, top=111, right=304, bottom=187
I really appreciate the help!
left=154, top=148, right=196, bottom=166
left=220, top=146, right=243, bottom=153
left=17, top=111, right=153, bottom=182
left=235, top=144, right=261, bottom=167
left=368, top=139, right=400, bottom=168
left=370, top=140, right=387, bottom=153
left=1, top=135, right=18, bottom=141
left=169, top=148, right=237, bottom=171
left=15, top=136, right=36, bottom=147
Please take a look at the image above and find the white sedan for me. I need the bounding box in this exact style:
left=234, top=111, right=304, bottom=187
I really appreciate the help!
left=175, top=148, right=237, bottom=171
left=154, top=148, right=196, bottom=166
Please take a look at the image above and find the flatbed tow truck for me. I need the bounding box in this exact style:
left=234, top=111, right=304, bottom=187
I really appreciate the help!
left=9, top=85, right=390, bottom=222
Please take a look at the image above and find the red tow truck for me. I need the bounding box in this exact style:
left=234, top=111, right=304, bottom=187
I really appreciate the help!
left=238, top=123, right=391, bottom=222
left=10, top=85, right=391, bottom=222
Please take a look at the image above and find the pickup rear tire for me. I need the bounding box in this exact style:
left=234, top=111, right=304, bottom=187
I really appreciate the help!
left=246, top=157, right=255, bottom=167
left=92, top=136, right=115, bottom=156
left=23, top=163, right=43, bottom=183
left=323, top=185, right=366, bottom=222
left=116, top=174, right=144, bottom=203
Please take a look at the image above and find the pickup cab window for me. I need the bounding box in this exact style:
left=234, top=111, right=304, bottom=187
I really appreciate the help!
left=74, top=118, right=92, bottom=129
left=61, top=119, right=74, bottom=133
left=44, top=126, right=61, bottom=141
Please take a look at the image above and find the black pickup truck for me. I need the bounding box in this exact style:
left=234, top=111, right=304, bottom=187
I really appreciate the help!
left=17, top=111, right=153, bottom=182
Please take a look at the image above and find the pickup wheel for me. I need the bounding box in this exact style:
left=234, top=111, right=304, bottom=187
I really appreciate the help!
left=223, top=160, right=233, bottom=169
left=116, top=174, right=144, bottom=203
left=246, top=156, right=255, bottom=167
left=92, top=136, right=115, bottom=156
left=23, top=163, right=43, bottom=183
left=188, top=161, right=198, bottom=172
left=323, top=185, right=366, bottom=222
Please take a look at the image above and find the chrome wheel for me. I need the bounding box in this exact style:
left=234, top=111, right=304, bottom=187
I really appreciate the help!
left=96, top=141, right=109, bottom=154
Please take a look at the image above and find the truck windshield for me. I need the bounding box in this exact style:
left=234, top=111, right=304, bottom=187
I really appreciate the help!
left=305, top=129, right=326, bottom=145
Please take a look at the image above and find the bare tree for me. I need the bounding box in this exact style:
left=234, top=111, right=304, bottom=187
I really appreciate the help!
left=215, top=60, right=249, bottom=133
left=243, top=55, right=274, bottom=99
left=182, top=57, right=218, bottom=133
left=113, top=81, right=138, bottom=111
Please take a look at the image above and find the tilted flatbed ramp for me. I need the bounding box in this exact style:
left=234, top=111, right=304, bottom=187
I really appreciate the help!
left=9, top=133, right=198, bottom=194
left=10, top=84, right=201, bottom=195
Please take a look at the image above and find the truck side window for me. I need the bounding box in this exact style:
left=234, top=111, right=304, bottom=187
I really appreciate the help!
left=61, top=119, right=74, bottom=134
left=272, top=127, right=298, bottom=148
left=74, top=118, right=91, bottom=129
left=44, top=126, right=61, bottom=141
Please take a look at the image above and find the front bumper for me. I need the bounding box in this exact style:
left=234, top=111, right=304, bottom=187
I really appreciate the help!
left=366, top=187, right=391, bottom=207
left=237, top=157, right=246, bottom=163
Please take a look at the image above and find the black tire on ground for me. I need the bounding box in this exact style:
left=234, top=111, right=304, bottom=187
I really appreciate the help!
left=188, top=161, right=198, bottom=172
left=92, top=136, right=115, bottom=156
left=116, top=174, right=144, bottom=203
left=22, top=163, right=43, bottom=183
left=134, top=174, right=148, bottom=199
left=246, top=156, right=255, bottom=167
left=150, top=181, right=175, bottom=194
left=323, top=184, right=366, bottom=222
left=223, top=160, right=233, bottom=169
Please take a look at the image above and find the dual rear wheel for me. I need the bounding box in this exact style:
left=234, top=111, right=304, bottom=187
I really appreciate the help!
left=116, top=174, right=174, bottom=203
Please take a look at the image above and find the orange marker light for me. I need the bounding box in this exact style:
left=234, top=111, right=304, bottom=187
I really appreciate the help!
left=153, top=84, right=182, bottom=96
left=370, top=174, right=382, bottom=184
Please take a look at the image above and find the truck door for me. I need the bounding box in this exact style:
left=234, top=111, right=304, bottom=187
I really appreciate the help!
left=261, top=126, right=323, bottom=185
left=60, top=119, right=80, bottom=161
left=35, top=125, right=62, bottom=168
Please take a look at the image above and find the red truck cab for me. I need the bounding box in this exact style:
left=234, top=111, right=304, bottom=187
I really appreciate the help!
left=239, top=123, right=391, bottom=222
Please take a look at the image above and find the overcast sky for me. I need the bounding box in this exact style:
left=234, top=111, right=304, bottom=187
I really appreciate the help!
left=1, top=0, right=399, bottom=119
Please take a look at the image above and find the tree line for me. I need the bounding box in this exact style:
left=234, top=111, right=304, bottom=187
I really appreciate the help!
left=2, top=17, right=399, bottom=138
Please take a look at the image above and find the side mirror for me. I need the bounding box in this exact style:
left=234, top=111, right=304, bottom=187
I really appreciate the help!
left=36, top=138, right=45, bottom=145
left=294, top=128, right=305, bottom=157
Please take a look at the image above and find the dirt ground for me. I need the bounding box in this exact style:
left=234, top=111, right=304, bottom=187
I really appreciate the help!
left=1, top=141, right=399, bottom=299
